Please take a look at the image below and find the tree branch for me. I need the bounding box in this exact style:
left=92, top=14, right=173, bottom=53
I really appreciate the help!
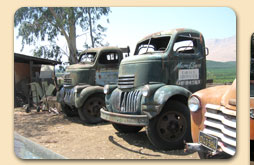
left=48, top=7, right=70, bottom=42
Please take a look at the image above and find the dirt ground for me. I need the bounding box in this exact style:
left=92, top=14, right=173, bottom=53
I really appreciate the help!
left=14, top=107, right=200, bottom=159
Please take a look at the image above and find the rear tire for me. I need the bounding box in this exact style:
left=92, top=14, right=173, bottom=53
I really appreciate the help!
left=78, top=95, right=105, bottom=124
left=61, top=103, right=78, bottom=117
left=146, top=100, right=192, bottom=150
left=112, top=123, right=143, bottom=133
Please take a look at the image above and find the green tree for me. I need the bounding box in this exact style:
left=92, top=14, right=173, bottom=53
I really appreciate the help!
left=14, top=7, right=111, bottom=64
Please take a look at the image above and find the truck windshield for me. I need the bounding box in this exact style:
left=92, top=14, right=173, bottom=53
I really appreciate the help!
left=79, top=52, right=96, bottom=63
left=134, top=36, right=171, bottom=55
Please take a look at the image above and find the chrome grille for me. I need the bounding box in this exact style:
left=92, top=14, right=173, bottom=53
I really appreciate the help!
left=203, top=104, right=236, bottom=156
left=120, top=90, right=141, bottom=113
left=64, top=78, right=72, bottom=85
left=118, top=75, right=135, bottom=89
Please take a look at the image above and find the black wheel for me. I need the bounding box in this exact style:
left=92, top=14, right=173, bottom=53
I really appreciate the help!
left=146, top=100, right=192, bottom=150
left=251, top=141, right=254, bottom=161
left=112, top=123, right=143, bottom=133
left=61, top=103, right=78, bottom=117
left=25, top=107, right=30, bottom=113
left=36, top=106, right=40, bottom=112
left=78, top=95, right=105, bottom=124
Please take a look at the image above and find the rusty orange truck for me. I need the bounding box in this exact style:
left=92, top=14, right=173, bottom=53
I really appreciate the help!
left=250, top=34, right=254, bottom=160
left=250, top=81, right=254, bottom=161
left=186, top=80, right=236, bottom=158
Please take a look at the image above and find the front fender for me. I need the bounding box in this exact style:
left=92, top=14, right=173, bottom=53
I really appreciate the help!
left=75, top=86, right=104, bottom=108
left=142, top=85, right=191, bottom=118
left=56, top=87, right=65, bottom=103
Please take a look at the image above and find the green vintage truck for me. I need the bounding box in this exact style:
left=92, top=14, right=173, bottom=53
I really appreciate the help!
left=57, top=46, right=129, bottom=124
left=100, top=28, right=209, bottom=150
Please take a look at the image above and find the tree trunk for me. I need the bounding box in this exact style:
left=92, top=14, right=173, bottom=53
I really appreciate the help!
left=49, top=7, right=78, bottom=64
left=88, top=8, right=94, bottom=48
left=68, top=9, right=78, bottom=64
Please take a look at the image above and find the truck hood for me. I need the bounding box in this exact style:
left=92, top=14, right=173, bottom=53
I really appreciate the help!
left=66, top=63, right=94, bottom=71
left=64, top=63, right=95, bottom=86
left=221, top=79, right=236, bottom=111
left=118, top=53, right=163, bottom=89
left=121, top=53, right=163, bottom=65
left=193, top=79, right=236, bottom=111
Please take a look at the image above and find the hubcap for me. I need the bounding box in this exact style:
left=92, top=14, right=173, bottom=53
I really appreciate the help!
left=86, top=99, right=103, bottom=118
left=157, top=111, right=187, bottom=142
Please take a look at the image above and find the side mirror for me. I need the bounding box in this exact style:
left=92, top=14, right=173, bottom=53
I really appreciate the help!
left=205, top=47, right=209, bottom=56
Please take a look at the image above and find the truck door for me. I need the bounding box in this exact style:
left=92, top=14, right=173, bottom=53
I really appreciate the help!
left=169, top=32, right=206, bottom=93
left=95, top=50, right=123, bottom=86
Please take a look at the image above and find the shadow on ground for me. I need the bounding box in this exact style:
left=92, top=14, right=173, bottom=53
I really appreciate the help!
left=109, top=130, right=196, bottom=157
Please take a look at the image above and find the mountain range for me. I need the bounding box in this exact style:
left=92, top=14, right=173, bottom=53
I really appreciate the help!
left=205, top=36, right=236, bottom=62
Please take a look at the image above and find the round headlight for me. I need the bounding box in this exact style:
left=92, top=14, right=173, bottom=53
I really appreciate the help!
left=104, top=85, right=109, bottom=94
left=142, top=85, right=150, bottom=97
left=188, top=96, right=201, bottom=112
left=250, top=109, right=254, bottom=119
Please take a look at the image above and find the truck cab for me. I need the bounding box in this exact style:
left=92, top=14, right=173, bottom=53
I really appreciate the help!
left=100, top=28, right=208, bottom=150
left=57, top=46, right=128, bottom=124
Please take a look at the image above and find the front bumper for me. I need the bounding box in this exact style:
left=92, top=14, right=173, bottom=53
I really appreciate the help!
left=185, top=143, right=231, bottom=159
left=100, top=107, right=149, bottom=126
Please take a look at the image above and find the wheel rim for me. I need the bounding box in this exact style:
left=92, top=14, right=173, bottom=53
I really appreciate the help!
left=156, top=111, right=187, bottom=142
left=85, top=98, right=104, bottom=118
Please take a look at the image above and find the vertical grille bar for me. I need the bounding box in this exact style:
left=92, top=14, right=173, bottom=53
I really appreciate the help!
left=119, top=90, right=141, bottom=113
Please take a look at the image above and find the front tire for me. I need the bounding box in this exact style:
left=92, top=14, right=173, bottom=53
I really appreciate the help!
left=61, top=103, right=78, bottom=117
left=112, top=123, right=143, bottom=133
left=146, top=100, right=192, bottom=150
left=78, top=95, right=105, bottom=124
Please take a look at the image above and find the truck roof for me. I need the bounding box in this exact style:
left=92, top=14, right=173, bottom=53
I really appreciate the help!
left=79, top=46, right=122, bottom=54
left=138, top=28, right=202, bottom=43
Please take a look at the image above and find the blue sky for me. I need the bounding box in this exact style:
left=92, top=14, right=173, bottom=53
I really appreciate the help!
left=14, top=7, right=236, bottom=56
left=105, top=7, right=235, bottom=52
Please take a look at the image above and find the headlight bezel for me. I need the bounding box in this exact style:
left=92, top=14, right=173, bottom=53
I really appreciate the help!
left=250, top=109, right=254, bottom=119
left=104, top=84, right=110, bottom=94
left=104, top=84, right=117, bottom=95
left=188, top=95, right=201, bottom=112
left=141, top=85, right=150, bottom=97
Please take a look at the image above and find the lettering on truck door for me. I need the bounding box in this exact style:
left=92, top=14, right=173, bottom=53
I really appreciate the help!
left=170, top=33, right=205, bottom=92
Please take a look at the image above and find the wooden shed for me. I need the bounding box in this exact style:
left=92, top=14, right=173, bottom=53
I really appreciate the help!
left=14, top=53, right=61, bottom=107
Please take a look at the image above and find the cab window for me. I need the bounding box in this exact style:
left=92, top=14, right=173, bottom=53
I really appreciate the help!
left=99, top=52, right=119, bottom=64
left=173, top=35, right=201, bottom=55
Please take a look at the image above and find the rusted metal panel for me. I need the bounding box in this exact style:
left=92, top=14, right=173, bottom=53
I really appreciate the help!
left=95, top=70, right=118, bottom=86
left=189, top=80, right=236, bottom=157
left=251, top=97, right=254, bottom=140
